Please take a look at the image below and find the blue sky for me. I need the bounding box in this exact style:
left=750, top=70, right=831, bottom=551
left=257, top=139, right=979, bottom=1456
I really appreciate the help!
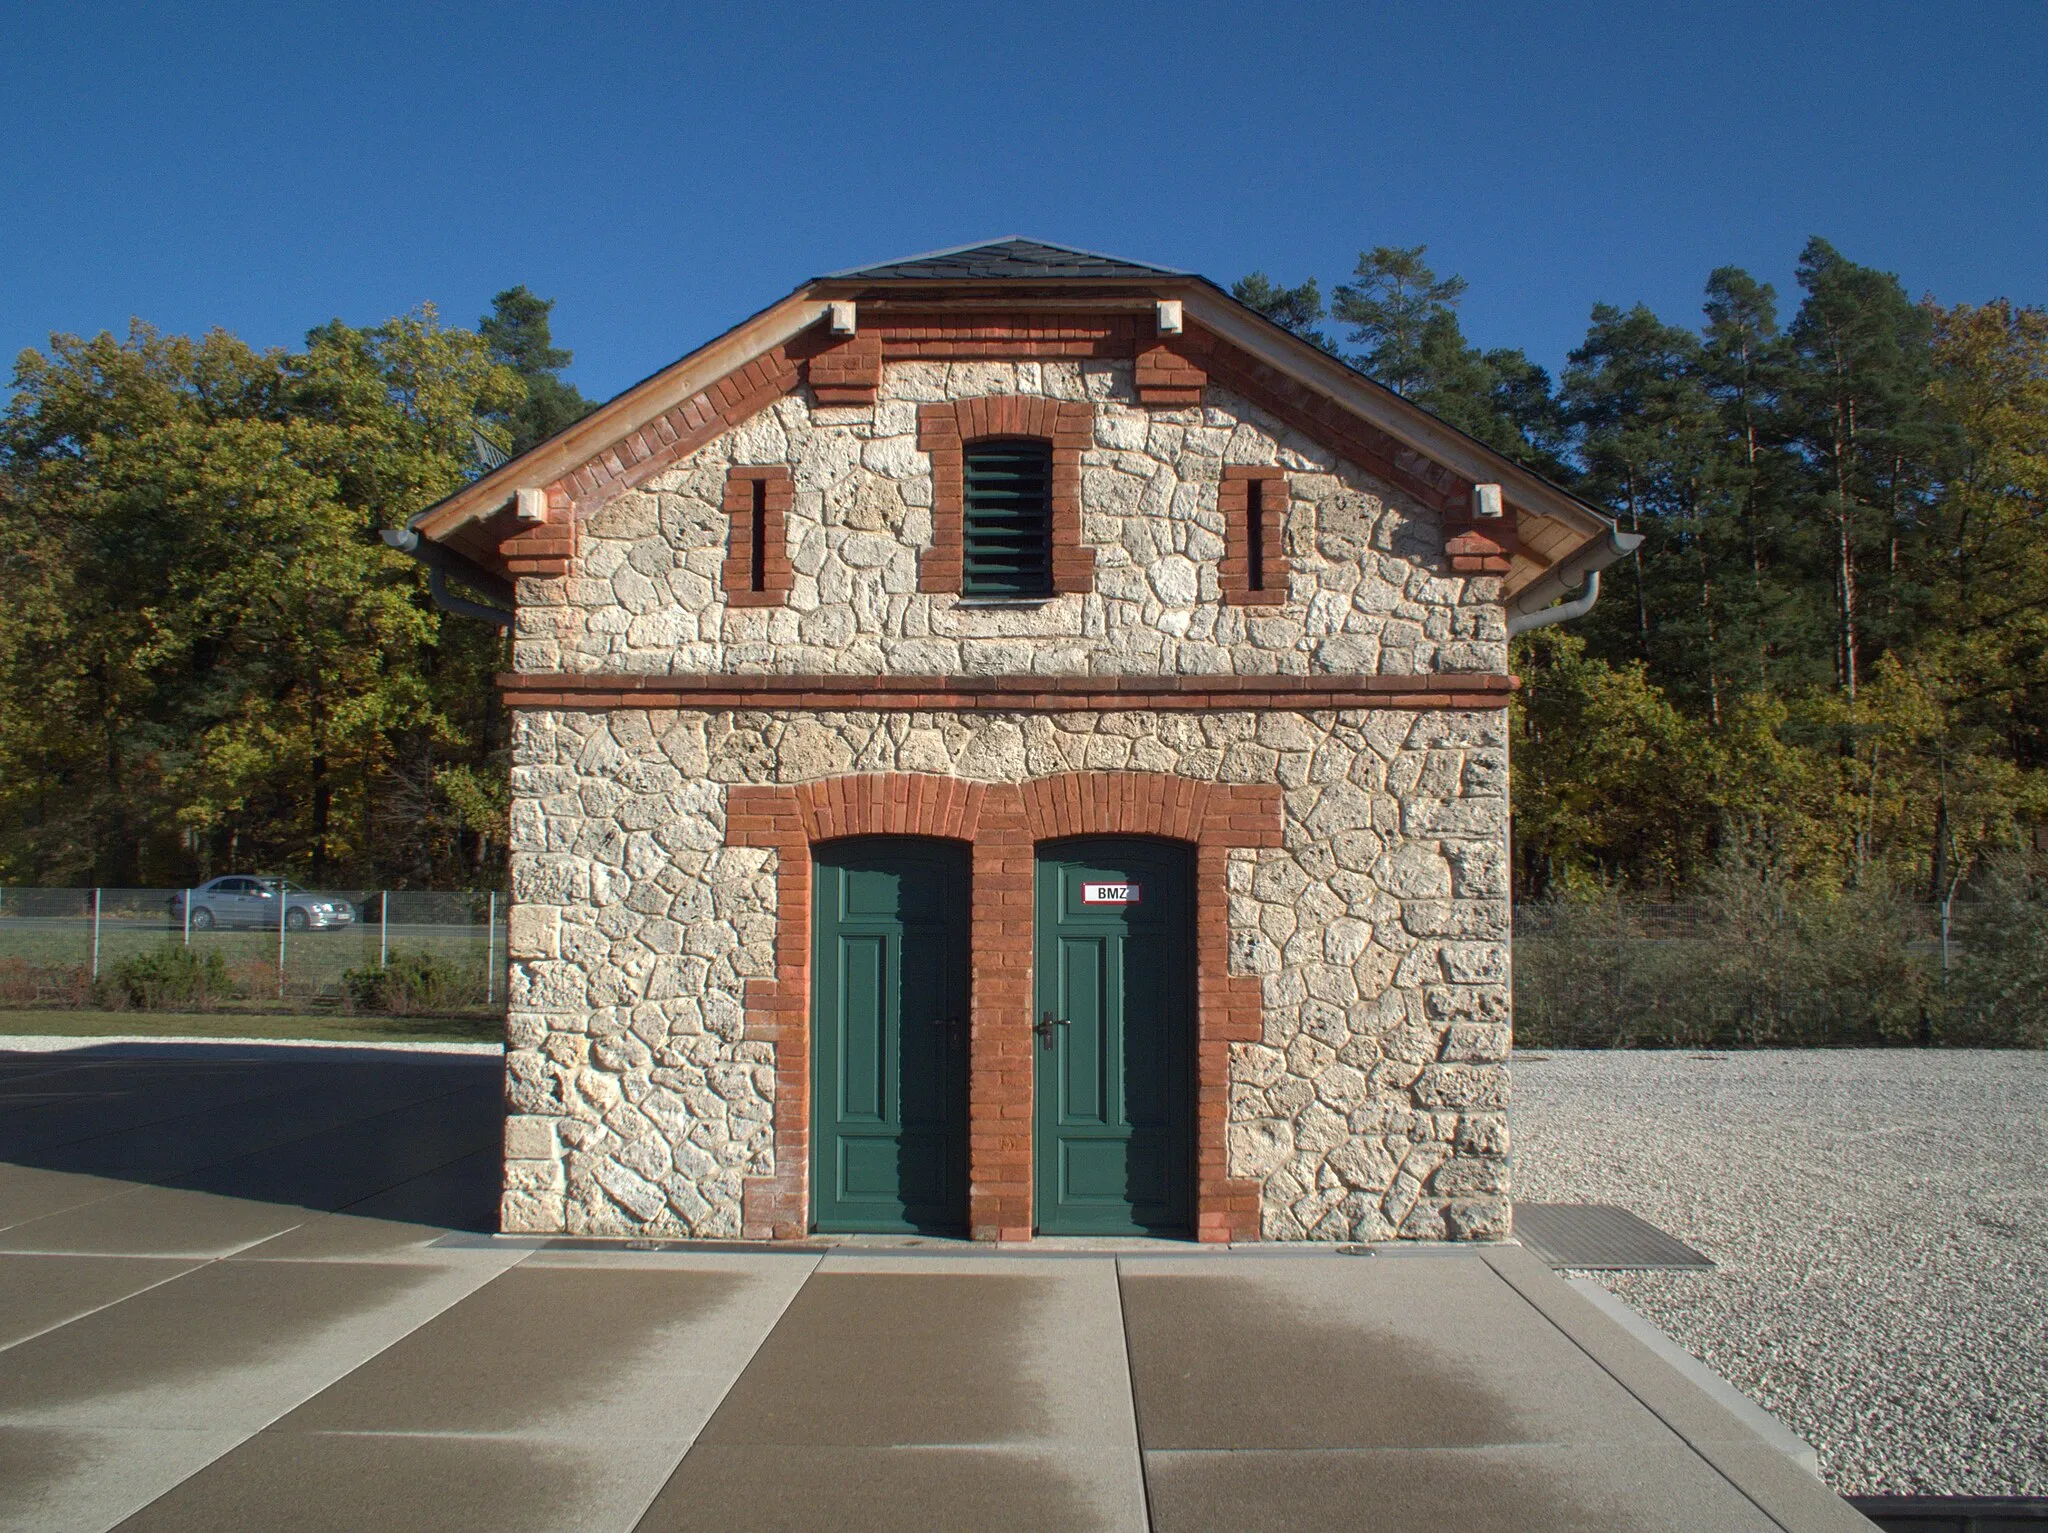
left=4, top=0, right=2043, bottom=400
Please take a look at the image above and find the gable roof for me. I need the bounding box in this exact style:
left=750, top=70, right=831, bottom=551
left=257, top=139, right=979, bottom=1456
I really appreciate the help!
left=819, top=236, right=1188, bottom=282
left=410, top=241, right=1628, bottom=615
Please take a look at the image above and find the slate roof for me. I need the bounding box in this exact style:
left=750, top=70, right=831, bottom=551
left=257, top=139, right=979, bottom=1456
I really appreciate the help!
left=819, top=237, right=1188, bottom=282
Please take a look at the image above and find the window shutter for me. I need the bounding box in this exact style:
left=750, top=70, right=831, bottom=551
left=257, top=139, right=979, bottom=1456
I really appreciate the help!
left=962, top=440, right=1054, bottom=598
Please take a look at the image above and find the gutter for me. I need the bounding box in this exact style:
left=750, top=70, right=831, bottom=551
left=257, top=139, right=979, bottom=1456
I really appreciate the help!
left=1506, top=528, right=1644, bottom=636
left=380, top=520, right=516, bottom=629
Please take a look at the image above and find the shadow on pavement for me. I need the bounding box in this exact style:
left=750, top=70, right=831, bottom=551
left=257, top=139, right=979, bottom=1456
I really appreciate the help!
left=0, top=1043, right=504, bottom=1238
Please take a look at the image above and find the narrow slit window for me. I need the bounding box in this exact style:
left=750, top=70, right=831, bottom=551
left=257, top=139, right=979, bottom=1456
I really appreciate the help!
left=749, top=479, right=768, bottom=593
left=1246, top=478, right=1266, bottom=593
left=962, top=438, right=1053, bottom=599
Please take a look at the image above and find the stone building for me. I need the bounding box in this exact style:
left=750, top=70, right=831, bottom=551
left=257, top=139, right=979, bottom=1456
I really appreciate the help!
left=396, top=239, right=1632, bottom=1244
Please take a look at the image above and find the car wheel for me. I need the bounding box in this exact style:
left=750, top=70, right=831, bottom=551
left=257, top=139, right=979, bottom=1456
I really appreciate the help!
left=191, top=908, right=216, bottom=931
left=285, top=908, right=309, bottom=932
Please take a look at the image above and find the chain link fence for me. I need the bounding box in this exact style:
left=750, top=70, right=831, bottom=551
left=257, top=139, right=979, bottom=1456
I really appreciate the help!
left=0, top=885, right=507, bottom=1014
left=1513, top=877, right=2048, bottom=1049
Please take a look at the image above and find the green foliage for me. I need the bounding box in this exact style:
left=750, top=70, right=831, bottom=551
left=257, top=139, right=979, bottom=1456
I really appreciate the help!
left=1322, top=245, right=1569, bottom=475
left=1240, top=240, right=2048, bottom=1004
left=0, top=297, right=553, bottom=887
left=1230, top=273, right=1336, bottom=352
left=479, top=286, right=595, bottom=453
left=343, top=947, right=476, bottom=1016
left=107, top=941, right=233, bottom=1012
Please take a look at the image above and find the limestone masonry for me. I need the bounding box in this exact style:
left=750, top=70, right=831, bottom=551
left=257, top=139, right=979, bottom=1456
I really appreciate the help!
left=406, top=239, right=1622, bottom=1245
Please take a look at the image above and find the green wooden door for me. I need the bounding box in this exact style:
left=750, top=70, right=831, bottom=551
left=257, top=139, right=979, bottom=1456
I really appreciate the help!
left=812, top=839, right=970, bottom=1233
left=1033, top=838, right=1194, bottom=1235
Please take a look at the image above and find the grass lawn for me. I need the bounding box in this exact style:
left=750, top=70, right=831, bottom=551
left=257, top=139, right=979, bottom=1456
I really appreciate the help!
left=0, top=1008, right=503, bottom=1046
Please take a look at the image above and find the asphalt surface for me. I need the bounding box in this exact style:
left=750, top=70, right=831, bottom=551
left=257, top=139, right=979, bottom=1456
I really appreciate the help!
left=0, top=1042, right=1875, bottom=1532
left=1512, top=1048, right=2048, bottom=1497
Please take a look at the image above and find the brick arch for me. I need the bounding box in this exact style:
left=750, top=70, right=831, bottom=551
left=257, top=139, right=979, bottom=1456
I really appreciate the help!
left=916, top=397, right=1096, bottom=595
left=725, top=769, right=1280, bottom=1243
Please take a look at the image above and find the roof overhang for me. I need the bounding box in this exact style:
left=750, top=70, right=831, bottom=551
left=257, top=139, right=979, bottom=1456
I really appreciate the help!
left=410, top=257, right=1625, bottom=607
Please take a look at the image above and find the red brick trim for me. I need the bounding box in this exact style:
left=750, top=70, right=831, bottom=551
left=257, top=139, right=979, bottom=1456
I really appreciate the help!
left=873, top=313, right=1140, bottom=359
left=916, top=397, right=1096, bottom=595
left=1136, top=325, right=1208, bottom=405
left=721, top=769, right=1281, bottom=1245
left=501, top=484, right=578, bottom=578
left=503, top=313, right=1514, bottom=589
left=499, top=672, right=1516, bottom=712
left=1442, top=519, right=1519, bottom=575
left=538, top=332, right=830, bottom=522
left=720, top=466, right=794, bottom=607
left=807, top=332, right=881, bottom=405
left=1218, top=466, right=1292, bottom=606
left=1174, top=325, right=1472, bottom=516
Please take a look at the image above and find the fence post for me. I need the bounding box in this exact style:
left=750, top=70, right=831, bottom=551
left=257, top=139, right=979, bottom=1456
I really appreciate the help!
left=277, top=882, right=287, bottom=1000
left=379, top=892, right=388, bottom=970
left=183, top=889, right=191, bottom=947
left=486, top=891, right=496, bottom=1005
left=91, top=888, right=101, bottom=982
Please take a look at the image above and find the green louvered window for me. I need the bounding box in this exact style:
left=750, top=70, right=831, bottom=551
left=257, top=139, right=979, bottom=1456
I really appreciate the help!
left=963, top=438, right=1053, bottom=598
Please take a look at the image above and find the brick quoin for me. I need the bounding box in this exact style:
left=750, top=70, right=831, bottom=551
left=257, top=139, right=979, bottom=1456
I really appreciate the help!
left=917, top=396, right=1097, bottom=596
left=722, top=770, right=1281, bottom=1244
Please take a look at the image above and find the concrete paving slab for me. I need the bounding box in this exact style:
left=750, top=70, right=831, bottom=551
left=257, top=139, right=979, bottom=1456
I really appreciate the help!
left=282, top=1262, right=797, bottom=1438
left=1117, top=1252, right=1671, bottom=1450
left=105, top=1430, right=606, bottom=1533
left=0, top=1184, right=313, bottom=1257
left=639, top=1444, right=1112, bottom=1533
left=224, top=1145, right=504, bottom=1261
left=646, top=1256, right=1148, bottom=1532
left=0, top=1255, right=202, bottom=1348
left=0, top=1253, right=530, bottom=1533
left=0, top=1426, right=252, bottom=1533
left=0, top=1165, right=134, bottom=1232
left=1479, top=1246, right=1878, bottom=1532
left=112, top=1254, right=817, bottom=1533
left=1143, top=1442, right=1789, bottom=1533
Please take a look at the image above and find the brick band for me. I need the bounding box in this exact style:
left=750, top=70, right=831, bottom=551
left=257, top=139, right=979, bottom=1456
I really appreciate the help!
left=499, top=672, right=1516, bottom=711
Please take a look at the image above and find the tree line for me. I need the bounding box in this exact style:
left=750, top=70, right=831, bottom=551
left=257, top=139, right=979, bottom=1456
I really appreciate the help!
left=1235, top=241, right=2048, bottom=906
left=3, top=245, right=2043, bottom=912
left=0, top=289, right=592, bottom=887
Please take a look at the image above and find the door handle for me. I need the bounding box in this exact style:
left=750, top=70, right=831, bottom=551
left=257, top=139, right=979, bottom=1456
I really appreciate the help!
left=1035, top=1011, right=1070, bottom=1050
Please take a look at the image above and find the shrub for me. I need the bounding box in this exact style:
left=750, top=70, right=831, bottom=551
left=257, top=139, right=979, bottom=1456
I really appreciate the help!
left=106, top=942, right=233, bottom=1011
left=343, top=949, right=477, bottom=1016
left=1944, top=853, right=2048, bottom=1047
left=1514, top=851, right=1941, bottom=1049
left=0, top=958, right=92, bottom=1008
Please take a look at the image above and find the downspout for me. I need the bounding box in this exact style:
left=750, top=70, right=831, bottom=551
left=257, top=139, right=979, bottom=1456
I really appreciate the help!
left=1506, top=530, right=1643, bottom=636
left=380, top=520, right=515, bottom=629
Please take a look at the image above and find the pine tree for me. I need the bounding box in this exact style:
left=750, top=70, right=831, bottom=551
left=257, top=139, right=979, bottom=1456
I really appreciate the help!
left=479, top=286, right=595, bottom=454
left=1230, top=273, right=1335, bottom=352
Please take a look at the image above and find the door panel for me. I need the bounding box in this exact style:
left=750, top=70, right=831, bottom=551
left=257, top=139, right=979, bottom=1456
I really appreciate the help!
left=811, top=839, right=970, bottom=1233
left=1034, top=838, right=1194, bottom=1235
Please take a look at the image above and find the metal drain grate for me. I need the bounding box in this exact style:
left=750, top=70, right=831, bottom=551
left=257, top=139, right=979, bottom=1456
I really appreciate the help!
left=1514, top=1203, right=1715, bottom=1270
left=1847, top=1495, right=2048, bottom=1531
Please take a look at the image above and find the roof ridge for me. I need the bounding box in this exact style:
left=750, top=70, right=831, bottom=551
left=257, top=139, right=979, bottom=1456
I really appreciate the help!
left=816, top=236, right=1189, bottom=282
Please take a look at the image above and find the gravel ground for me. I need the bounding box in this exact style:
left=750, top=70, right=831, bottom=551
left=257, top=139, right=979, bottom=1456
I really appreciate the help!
left=1511, top=1049, right=2048, bottom=1497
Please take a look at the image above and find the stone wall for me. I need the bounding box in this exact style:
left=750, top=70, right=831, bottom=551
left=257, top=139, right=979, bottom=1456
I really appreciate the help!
left=502, top=703, right=1512, bottom=1243
left=510, top=361, right=1507, bottom=680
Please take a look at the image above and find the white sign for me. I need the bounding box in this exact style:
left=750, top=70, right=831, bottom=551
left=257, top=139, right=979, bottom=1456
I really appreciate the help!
left=1081, top=882, right=1141, bottom=905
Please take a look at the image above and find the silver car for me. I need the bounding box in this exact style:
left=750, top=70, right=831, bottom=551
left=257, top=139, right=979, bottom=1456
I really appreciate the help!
left=168, top=878, right=358, bottom=932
